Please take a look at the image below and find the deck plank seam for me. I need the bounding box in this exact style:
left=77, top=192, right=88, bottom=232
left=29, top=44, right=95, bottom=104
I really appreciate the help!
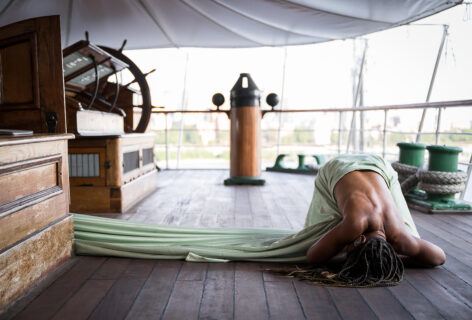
left=324, top=287, right=343, bottom=320
left=47, top=257, right=108, bottom=320
left=232, top=262, right=236, bottom=320
left=354, top=288, right=381, bottom=320
left=196, top=263, right=210, bottom=319
left=261, top=263, right=272, bottom=319
left=434, top=215, right=472, bottom=238
left=384, top=286, right=416, bottom=319
left=123, top=260, right=159, bottom=320
left=84, top=258, right=132, bottom=319
left=422, top=268, right=472, bottom=310
left=404, top=274, right=463, bottom=320
left=159, top=261, right=184, bottom=319
left=423, top=216, right=472, bottom=245
left=415, top=213, right=472, bottom=243
left=415, top=218, right=472, bottom=250
left=291, top=279, right=307, bottom=319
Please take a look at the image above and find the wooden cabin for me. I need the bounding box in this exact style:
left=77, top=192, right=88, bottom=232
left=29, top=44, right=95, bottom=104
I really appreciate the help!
left=1, top=12, right=472, bottom=320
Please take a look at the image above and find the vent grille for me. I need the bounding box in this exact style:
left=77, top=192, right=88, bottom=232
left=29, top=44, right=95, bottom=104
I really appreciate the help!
left=142, top=148, right=154, bottom=166
left=123, top=151, right=139, bottom=173
left=69, top=153, right=100, bottom=177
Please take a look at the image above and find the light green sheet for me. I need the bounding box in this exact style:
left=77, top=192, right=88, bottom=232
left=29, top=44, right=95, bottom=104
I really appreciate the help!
left=73, top=154, right=419, bottom=262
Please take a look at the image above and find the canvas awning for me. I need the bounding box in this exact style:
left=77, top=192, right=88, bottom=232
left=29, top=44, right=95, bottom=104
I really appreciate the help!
left=0, top=0, right=462, bottom=49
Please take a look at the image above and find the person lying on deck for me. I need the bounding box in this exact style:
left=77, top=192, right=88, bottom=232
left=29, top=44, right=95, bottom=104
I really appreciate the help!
left=72, top=154, right=446, bottom=288
left=301, top=154, right=445, bottom=287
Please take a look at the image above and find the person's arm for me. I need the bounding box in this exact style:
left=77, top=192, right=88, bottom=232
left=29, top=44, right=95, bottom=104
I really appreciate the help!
left=391, top=234, right=446, bottom=267
left=306, top=214, right=366, bottom=265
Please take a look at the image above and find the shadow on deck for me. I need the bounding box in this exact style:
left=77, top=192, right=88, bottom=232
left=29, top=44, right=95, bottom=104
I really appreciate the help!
left=7, top=170, right=472, bottom=320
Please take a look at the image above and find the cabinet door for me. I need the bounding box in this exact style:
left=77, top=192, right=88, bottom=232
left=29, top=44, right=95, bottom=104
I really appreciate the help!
left=0, top=15, right=66, bottom=133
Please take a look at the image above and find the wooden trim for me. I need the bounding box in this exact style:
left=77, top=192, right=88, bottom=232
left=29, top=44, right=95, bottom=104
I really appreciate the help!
left=0, top=186, right=62, bottom=218
left=0, top=154, right=63, bottom=217
left=0, top=154, right=62, bottom=177
left=0, top=134, right=75, bottom=147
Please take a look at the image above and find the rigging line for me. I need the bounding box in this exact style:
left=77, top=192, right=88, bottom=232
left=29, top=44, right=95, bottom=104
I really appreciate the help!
left=280, top=0, right=391, bottom=25
left=210, top=0, right=330, bottom=41
left=179, top=0, right=265, bottom=46
left=0, top=0, right=16, bottom=16
left=65, top=0, right=74, bottom=46
left=137, top=0, right=179, bottom=48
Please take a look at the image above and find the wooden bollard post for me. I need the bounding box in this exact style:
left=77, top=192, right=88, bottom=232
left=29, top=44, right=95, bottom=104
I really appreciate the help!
left=224, top=73, right=265, bottom=185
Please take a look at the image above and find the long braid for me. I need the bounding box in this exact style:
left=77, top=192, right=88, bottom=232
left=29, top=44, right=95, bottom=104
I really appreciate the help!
left=267, top=238, right=404, bottom=288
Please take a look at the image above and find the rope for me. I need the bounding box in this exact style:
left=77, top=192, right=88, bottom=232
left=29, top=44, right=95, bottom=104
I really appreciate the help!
left=392, top=161, right=467, bottom=195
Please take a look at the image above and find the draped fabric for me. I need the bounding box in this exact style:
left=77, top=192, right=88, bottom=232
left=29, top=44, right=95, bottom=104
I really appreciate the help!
left=73, top=213, right=336, bottom=262
left=0, top=0, right=461, bottom=49
left=73, top=154, right=419, bottom=262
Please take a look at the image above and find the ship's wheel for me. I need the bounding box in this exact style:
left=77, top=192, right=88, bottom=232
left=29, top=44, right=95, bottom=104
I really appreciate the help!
left=98, top=46, right=152, bottom=133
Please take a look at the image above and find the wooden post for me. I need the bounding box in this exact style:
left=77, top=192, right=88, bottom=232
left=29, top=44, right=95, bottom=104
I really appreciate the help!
left=225, top=74, right=265, bottom=185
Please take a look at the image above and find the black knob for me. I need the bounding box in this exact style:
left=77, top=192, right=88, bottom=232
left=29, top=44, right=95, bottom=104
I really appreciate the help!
left=212, top=93, right=225, bottom=109
left=266, top=93, right=279, bottom=109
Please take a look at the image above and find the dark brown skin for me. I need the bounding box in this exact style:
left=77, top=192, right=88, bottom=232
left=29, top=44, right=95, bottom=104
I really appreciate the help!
left=307, top=170, right=446, bottom=267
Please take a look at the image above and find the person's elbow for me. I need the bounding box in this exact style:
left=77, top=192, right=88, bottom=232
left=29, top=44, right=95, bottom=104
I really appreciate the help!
left=432, top=249, right=446, bottom=267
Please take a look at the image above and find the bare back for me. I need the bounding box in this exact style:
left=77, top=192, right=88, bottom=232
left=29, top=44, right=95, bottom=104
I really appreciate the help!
left=307, top=170, right=446, bottom=267
left=334, top=170, right=407, bottom=243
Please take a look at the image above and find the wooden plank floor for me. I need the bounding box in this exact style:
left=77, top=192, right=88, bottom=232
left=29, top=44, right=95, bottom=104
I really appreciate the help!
left=11, top=170, right=472, bottom=320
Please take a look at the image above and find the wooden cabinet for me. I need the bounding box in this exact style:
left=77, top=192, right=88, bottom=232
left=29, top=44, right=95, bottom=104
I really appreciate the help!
left=69, top=134, right=157, bottom=213
left=0, top=134, right=74, bottom=312
left=0, top=16, right=66, bottom=134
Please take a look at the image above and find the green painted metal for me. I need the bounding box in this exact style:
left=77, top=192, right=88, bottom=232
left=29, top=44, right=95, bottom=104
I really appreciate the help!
left=224, top=176, right=265, bottom=186
left=271, top=154, right=288, bottom=170
left=426, top=145, right=462, bottom=172
left=408, top=197, right=471, bottom=211
left=397, top=142, right=426, bottom=167
left=297, top=154, right=307, bottom=170
left=404, top=144, right=470, bottom=212
left=266, top=154, right=324, bottom=174
left=313, top=154, right=326, bottom=165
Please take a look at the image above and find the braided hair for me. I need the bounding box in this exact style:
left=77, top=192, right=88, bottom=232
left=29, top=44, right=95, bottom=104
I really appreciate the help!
left=268, top=237, right=404, bottom=288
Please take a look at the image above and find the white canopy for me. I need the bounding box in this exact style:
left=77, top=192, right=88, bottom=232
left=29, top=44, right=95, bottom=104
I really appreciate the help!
left=0, top=0, right=462, bottom=49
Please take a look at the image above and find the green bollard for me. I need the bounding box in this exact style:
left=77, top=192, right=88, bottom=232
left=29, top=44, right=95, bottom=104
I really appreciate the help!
left=397, top=142, right=426, bottom=167
left=297, top=154, right=307, bottom=170
left=397, top=142, right=426, bottom=200
left=426, top=145, right=462, bottom=172
left=425, top=145, right=462, bottom=202
left=408, top=144, right=471, bottom=212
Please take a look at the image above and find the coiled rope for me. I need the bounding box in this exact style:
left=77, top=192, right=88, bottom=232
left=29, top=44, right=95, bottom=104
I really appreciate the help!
left=391, top=161, right=467, bottom=195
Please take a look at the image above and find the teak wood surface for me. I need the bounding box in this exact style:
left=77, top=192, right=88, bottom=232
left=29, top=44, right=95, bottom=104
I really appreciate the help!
left=8, top=170, right=472, bottom=320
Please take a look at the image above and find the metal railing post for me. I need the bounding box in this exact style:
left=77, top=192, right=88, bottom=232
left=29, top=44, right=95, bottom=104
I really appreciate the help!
left=276, top=47, right=288, bottom=156
left=176, top=51, right=190, bottom=169
left=435, top=107, right=443, bottom=144
left=165, top=113, right=169, bottom=169
left=382, top=110, right=388, bottom=158
left=338, top=111, right=343, bottom=154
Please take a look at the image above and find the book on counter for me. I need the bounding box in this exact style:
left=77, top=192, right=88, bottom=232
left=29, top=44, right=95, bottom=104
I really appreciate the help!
left=0, top=129, right=34, bottom=136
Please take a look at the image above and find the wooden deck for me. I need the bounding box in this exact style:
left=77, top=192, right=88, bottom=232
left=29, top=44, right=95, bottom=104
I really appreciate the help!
left=9, top=170, right=472, bottom=320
